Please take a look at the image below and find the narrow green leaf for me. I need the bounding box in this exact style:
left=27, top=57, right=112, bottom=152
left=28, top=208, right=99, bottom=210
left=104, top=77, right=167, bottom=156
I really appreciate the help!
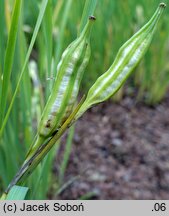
left=59, top=125, right=75, bottom=185
left=0, top=0, right=5, bottom=77
left=54, top=0, right=73, bottom=72
left=0, top=0, right=49, bottom=138
left=0, top=0, right=22, bottom=126
left=6, top=185, right=29, bottom=200
left=42, top=0, right=53, bottom=95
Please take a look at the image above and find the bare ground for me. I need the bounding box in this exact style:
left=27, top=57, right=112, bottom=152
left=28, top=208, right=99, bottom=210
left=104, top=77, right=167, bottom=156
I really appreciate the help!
left=54, top=94, right=169, bottom=200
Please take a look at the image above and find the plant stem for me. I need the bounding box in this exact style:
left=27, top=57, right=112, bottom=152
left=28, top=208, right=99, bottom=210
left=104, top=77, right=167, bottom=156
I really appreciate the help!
left=3, top=96, right=85, bottom=195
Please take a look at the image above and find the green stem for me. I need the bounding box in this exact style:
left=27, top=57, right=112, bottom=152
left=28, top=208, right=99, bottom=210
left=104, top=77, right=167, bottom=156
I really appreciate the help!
left=3, top=96, right=85, bottom=195
left=25, top=135, right=46, bottom=162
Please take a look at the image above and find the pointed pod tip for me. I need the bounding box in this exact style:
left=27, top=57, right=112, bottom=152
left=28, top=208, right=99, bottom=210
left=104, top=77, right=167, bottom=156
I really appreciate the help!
left=159, top=3, right=167, bottom=8
left=89, top=15, right=96, bottom=21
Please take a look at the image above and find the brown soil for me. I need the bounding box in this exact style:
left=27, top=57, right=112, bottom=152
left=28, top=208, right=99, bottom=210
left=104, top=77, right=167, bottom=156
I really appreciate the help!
left=55, top=94, right=169, bottom=200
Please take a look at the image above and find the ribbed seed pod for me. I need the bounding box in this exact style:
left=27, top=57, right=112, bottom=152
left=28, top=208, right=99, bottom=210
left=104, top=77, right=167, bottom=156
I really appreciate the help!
left=75, top=3, right=166, bottom=120
left=38, top=16, right=95, bottom=138
left=25, top=17, right=95, bottom=159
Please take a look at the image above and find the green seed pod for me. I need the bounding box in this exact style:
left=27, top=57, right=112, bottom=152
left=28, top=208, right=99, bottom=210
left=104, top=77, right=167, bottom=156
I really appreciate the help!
left=75, top=3, right=166, bottom=120
left=38, top=16, right=95, bottom=138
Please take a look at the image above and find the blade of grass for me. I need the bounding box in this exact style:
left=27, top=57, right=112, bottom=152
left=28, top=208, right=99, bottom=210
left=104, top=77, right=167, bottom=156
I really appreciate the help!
left=42, top=0, right=53, bottom=95
left=53, top=0, right=64, bottom=25
left=79, top=191, right=98, bottom=200
left=59, top=125, right=75, bottom=185
left=0, top=144, right=8, bottom=187
left=6, top=185, right=29, bottom=200
left=31, top=143, right=60, bottom=199
left=56, top=167, right=89, bottom=197
left=0, top=0, right=49, bottom=139
left=4, top=124, right=21, bottom=182
left=78, top=0, right=98, bottom=35
left=5, top=0, right=12, bottom=33
left=0, top=0, right=22, bottom=126
left=53, top=0, right=73, bottom=77
left=56, top=175, right=80, bottom=197
left=0, top=0, right=5, bottom=76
